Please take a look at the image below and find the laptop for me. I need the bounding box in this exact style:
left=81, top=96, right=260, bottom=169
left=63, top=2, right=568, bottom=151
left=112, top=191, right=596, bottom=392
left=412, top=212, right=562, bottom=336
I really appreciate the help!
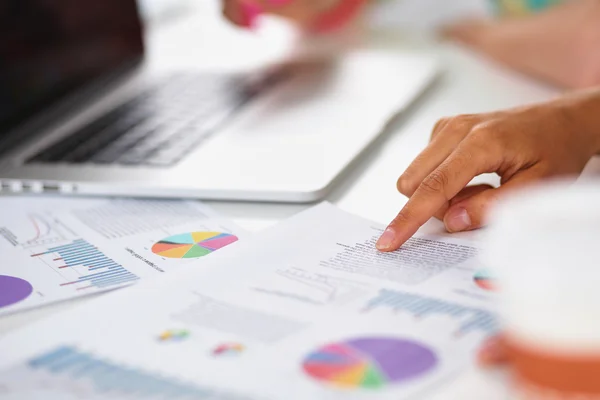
left=0, top=0, right=437, bottom=203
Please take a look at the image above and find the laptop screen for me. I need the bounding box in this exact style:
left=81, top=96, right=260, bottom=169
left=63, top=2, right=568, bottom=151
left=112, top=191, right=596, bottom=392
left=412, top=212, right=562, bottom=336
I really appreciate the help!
left=0, top=0, right=144, bottom=136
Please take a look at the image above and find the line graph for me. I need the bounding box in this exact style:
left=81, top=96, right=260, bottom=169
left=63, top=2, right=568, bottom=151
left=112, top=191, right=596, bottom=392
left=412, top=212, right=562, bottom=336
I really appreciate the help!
left=23, top=213, right=71, bottom=248
left=27, top=214, right=49, bottom=242
left=252, top=267, right=370, bottom=306
left=0, top=213, right=71, bottom=249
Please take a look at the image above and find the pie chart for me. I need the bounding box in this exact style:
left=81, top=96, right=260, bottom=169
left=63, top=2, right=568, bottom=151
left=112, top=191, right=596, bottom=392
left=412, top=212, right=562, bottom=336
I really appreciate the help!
left=212, top=343, right=245, bottom=357
left=0, top=275, right=33, bottom=309
left=151, top=232, right=238, bottom=259
left=474, top=269, right=497, bottom=291
left=302, top=337, right=437, bottom=390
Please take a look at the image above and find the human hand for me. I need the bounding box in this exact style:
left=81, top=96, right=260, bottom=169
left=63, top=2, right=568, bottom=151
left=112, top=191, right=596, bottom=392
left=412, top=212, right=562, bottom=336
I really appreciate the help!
left=222, top=0, right=366, bottom=31
left=376, top=88, right=600, bottom=252
left=443, top=0, right=600, bottom=89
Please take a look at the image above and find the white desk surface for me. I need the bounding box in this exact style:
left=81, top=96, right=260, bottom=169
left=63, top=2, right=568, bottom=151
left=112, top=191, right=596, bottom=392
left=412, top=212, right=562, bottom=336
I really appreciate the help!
left=2, top=1, right=598, bottom=398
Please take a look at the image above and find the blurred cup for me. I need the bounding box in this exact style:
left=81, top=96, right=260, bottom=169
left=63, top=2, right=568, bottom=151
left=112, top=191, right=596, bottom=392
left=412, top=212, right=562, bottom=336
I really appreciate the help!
left=483, top=180, right=600, bottom=399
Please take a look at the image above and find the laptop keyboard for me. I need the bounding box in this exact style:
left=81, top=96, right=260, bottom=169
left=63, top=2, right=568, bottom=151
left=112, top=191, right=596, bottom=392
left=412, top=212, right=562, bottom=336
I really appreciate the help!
left=28, top=73, right=278, bottom=167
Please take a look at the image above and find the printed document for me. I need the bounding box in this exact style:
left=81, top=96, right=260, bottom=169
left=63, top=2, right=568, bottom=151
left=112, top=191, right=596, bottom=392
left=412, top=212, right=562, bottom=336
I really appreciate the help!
left=0, top=203, right=497, bottom=399
left=0, top=196, right=246, bottom=316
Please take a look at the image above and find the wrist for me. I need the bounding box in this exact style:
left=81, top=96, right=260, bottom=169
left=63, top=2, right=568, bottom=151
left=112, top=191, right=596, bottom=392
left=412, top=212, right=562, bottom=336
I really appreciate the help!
left=580, top=89, right=600, bottom=155
left=562, top=88, right=600, bottom=155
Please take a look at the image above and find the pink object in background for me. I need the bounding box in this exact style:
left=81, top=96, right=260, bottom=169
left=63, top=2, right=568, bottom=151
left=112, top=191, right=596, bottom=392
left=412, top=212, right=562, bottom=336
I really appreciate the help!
left=239, top=0, right=362, bottom=33
left=240, top=0, right=293, bottom=29
left=312, top=0, right=367, bottom=32
left=240, top=1, right=262, bottom=28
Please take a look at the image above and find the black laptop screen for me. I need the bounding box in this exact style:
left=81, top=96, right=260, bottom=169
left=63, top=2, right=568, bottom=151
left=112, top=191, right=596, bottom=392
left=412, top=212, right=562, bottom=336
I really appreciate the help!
left=0, top=0, right=144, bottom=136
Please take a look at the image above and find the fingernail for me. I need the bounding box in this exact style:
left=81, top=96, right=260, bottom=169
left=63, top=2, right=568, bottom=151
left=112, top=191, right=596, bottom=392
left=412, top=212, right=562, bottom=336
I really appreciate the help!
left=240, top=2, right=262, bottom=28
left=376, top=228, right=396, bottom=251
left=445, top=208, right=471, bottom=232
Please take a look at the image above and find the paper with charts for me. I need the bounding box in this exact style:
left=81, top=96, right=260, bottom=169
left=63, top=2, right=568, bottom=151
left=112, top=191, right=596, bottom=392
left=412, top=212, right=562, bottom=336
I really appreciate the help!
left=0, top=203, right=499, bottom=399
left=0, top=196, right=245, bottom=316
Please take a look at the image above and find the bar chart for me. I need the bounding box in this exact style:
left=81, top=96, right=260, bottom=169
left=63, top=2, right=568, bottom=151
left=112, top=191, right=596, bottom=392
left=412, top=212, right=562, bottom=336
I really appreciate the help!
left=31, top=239, right=139, bottom=290
left=0, top=346, right=250, bottom=400
left=363, top=289, right=498, bottom=336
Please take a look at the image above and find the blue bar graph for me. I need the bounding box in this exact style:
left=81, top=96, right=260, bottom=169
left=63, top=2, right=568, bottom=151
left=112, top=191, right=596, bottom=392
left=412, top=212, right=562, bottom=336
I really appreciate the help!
left=363, top=289, right=499, bottom=335
left=2, top=346, right=252, bottom=399
left=31, top=239, right=139, bottom=290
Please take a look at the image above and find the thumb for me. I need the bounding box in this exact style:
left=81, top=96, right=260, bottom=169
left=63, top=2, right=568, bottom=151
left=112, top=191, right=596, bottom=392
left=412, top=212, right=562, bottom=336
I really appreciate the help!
left=443, top=171, right=542, bottom=233
left=443, top=186, right=498, bottom=233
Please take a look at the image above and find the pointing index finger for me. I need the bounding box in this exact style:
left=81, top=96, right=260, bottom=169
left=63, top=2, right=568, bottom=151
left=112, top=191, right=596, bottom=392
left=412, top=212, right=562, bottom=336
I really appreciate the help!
left=377, top=142, right=492, bottom=251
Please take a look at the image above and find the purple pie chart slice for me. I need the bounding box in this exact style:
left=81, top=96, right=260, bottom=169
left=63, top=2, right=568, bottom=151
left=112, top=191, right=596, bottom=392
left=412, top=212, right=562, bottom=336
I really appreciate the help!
left=0, top=275, right=33, bottom=309
left=348, top=337, right=438, bottom=382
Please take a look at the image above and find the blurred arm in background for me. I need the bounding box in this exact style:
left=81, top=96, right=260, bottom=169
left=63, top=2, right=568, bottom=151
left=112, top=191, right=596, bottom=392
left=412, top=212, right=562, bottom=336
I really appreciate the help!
left=445, top=0, right=600, bottom=88
left=223, top=0, right=600, bottom=89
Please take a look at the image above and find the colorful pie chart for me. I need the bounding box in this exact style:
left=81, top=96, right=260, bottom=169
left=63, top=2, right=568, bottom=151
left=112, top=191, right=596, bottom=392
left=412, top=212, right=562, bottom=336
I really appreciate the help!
left=158, top=329, right=190, bottom=342
left=212, top=343, right=245, bottom=357
left=151, top=232, right=238, bottom=259
left=302, top=337, right=437, bottom=390
left=474, top=269, right=497, bottom=291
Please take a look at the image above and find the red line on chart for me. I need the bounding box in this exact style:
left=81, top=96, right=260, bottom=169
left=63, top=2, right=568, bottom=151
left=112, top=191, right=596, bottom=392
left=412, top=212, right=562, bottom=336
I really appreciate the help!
left=26, top=214, right=52, bottom=243
left=77, top=286, right=93, bottom=291
left=58, top=266, right=69, bottom=269
left=54, top=258, right=62, bottom=261
left=28, top=215, right=41, bottom=242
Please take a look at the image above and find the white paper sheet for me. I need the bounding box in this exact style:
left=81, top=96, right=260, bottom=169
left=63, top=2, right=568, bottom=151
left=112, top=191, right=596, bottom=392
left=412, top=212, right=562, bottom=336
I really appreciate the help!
left=0, top=202, right=498, bottom=399
left=0, top=196, right=247, bottom=316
